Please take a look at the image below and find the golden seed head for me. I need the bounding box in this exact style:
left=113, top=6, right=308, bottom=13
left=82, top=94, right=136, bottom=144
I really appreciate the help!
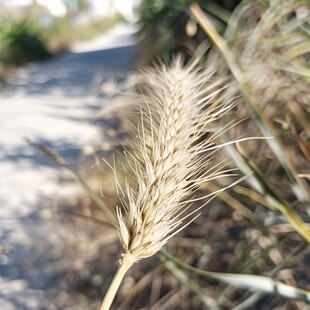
left=116, top=57, right=234, bottom=262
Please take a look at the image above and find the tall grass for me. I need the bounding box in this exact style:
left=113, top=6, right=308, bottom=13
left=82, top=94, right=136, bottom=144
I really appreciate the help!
left=97, top=0, right=310, bottom=308
left=191, top=0, right=310, bottom=242
left=32, top=0, right=310, bottom=308
left=99, top=57, right=239, bottom=309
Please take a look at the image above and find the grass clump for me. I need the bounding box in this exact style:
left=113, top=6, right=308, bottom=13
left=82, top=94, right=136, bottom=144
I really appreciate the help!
left=0, top=19, right=52, bottom=67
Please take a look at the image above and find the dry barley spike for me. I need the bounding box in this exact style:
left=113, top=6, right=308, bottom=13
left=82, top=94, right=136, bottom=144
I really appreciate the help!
left=100, top=57, right=236, bottom=309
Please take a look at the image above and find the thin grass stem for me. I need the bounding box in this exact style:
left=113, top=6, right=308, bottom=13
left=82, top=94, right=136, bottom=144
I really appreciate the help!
left=99, top=254, right=134, bottom=310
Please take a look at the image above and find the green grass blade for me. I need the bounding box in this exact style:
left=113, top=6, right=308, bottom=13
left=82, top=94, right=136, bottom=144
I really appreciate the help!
left=159, top=255, right=215, bottom=307
left=225, top=143, right=310, bottom=243
left=160, top=249, right=310, bottom=303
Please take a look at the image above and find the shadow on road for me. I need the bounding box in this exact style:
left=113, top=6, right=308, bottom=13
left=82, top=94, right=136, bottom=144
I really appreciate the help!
left=0, top=37, right=137, bottom=308
left=2, top=45, right=136, bottom=97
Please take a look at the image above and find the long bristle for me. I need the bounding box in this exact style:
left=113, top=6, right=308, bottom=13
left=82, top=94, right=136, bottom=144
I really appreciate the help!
left=116, top=58, right=235, bottom=262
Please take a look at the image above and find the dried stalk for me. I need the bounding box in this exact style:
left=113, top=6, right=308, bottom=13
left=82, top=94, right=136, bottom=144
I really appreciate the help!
left=99, top=57, right=235, bottom=309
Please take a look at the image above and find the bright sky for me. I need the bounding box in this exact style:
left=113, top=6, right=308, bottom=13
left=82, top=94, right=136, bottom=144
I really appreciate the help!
left=0, top=0, right=141, bottom=17
left=36, top=0, right=67, bottom=16
left=0, top=0, right=67, bottom=16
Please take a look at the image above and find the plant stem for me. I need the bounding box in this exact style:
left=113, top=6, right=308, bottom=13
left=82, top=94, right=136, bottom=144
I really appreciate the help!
left=99, top=254, right=134, bottom=310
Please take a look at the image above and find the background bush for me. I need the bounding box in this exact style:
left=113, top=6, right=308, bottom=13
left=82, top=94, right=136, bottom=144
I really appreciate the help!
left=0, top=19, right=52, bottom=67
left=137, top=0, right=241, bottom=64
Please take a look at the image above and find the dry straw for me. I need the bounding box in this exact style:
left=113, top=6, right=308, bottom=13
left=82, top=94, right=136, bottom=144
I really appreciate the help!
left=99, top=57, right=236, bottom=309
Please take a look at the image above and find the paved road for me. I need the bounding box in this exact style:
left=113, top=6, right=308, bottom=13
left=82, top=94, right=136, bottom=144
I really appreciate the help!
left=0, top=23, right=137, bottom=309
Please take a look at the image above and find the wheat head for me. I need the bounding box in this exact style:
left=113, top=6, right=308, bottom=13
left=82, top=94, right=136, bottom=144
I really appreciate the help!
left=116, top=57, right=234, bottom=263
left=100, top=57, right=235, bottom=309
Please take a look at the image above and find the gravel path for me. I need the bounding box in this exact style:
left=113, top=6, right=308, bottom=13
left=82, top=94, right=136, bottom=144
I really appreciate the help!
left=0, top=23, right=137, bottom=309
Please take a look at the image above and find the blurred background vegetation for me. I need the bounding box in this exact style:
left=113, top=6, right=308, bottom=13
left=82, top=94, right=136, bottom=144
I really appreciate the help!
left=137, top=0, right=242, bottom=63
left=0, top=0, right=125, bottom=83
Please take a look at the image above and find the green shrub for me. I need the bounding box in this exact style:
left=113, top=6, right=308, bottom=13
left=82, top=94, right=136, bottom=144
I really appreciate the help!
left=0, top=19, right=52, bottom=67
left=137, top=0, right=241, bottom=63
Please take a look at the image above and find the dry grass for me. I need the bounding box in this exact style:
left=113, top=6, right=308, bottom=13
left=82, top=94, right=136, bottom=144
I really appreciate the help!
left=96, top=1, right=310, bottom=309
left=99, top=56, right=241, bottom=308
left=38, top=1, right=310, bottom=309
left=116, top=58, right=236, bottom=260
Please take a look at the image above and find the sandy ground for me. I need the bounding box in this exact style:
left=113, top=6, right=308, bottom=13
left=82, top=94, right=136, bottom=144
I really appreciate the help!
left=0, top=23, right=137, bottom=309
